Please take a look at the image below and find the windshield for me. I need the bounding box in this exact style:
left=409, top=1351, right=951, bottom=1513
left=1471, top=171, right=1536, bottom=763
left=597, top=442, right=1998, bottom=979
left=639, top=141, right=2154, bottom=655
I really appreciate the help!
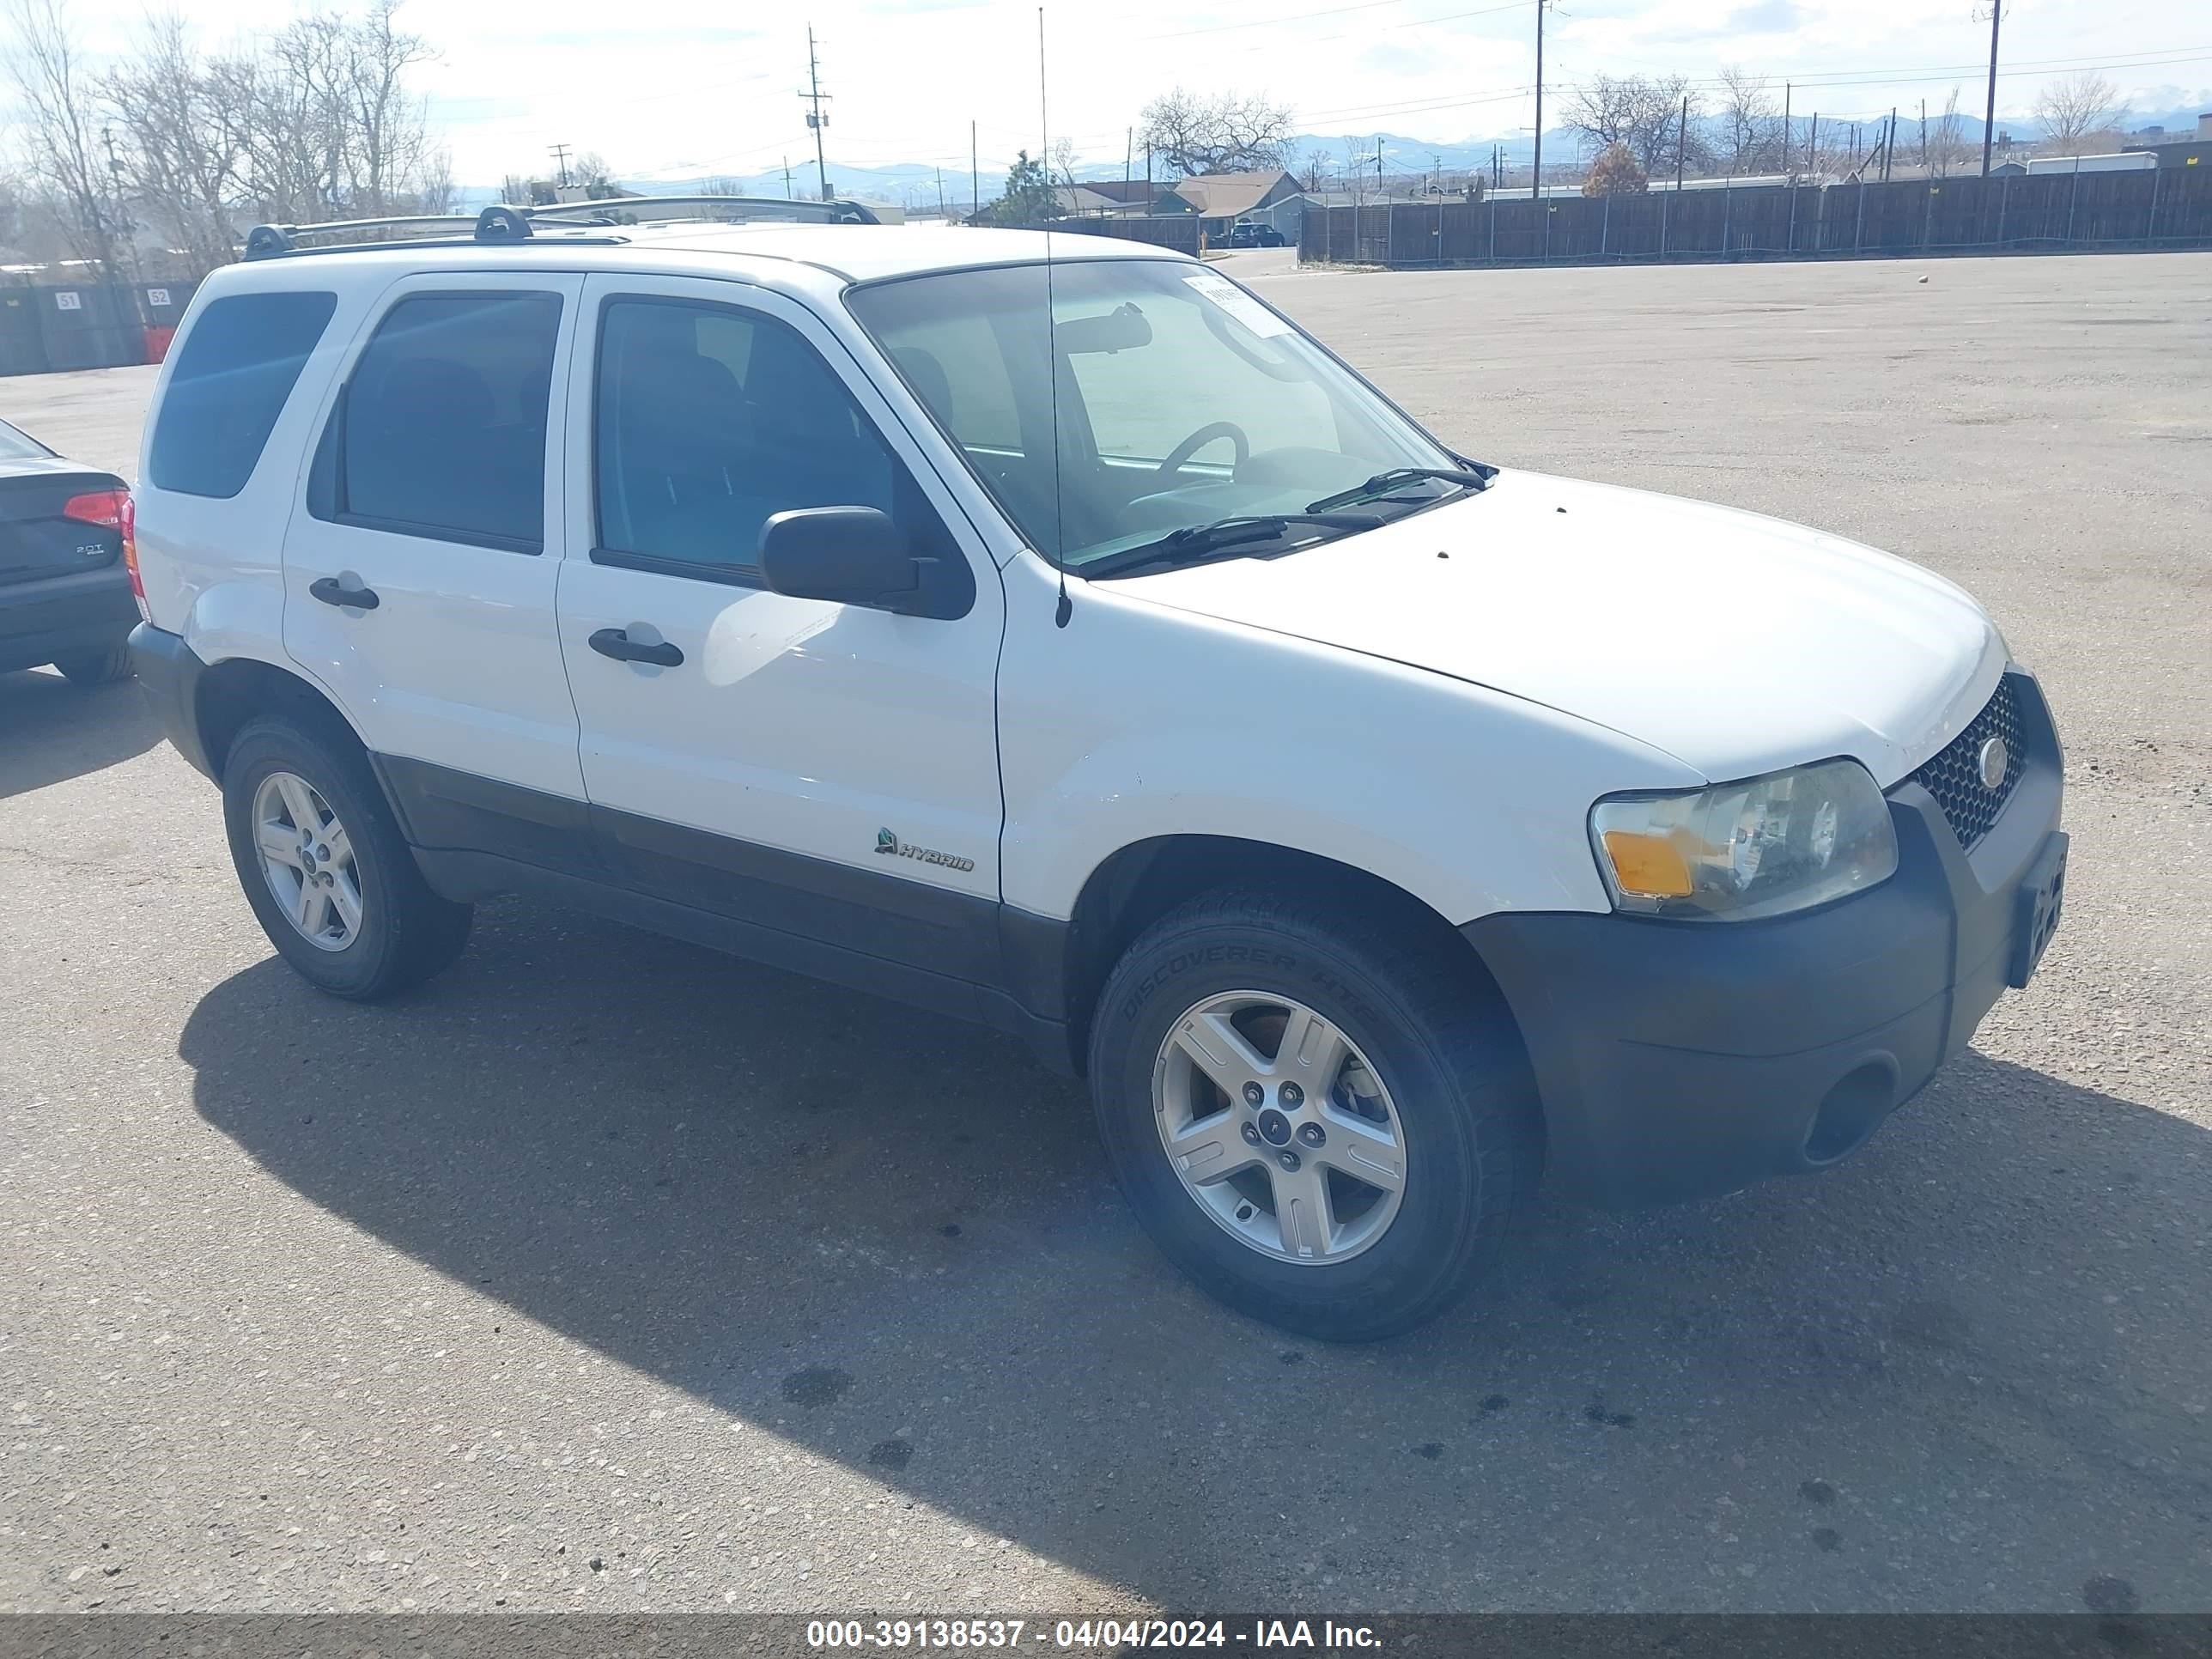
left=846, top=258, right=1464, bottom=572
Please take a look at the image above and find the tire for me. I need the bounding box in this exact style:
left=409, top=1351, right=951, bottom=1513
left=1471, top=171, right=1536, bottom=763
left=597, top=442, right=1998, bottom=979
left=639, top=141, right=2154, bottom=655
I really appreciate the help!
left=220, top=714, right=472, bottom=1000
left=1088, top=887, right=1540, bottom=1340
left=52, top=642, right=134, bottom=684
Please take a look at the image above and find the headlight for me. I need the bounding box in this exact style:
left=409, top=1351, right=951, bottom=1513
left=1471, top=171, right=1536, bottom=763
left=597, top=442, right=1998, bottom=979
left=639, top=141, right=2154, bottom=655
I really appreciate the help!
left=1589, top=759, right=1897, bottom=921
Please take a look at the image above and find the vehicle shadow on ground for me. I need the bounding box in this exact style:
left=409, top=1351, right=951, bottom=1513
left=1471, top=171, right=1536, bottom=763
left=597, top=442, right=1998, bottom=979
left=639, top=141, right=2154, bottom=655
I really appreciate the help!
left=179, top=899, right=2212, bottom=1610
left=0, top=668, right=157, bottom=799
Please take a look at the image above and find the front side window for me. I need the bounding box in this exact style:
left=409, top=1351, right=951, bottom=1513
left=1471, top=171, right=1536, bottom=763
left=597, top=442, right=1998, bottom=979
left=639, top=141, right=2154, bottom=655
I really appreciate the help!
left=325, top=291, right=562, bottom=551
left=149, top=290, right=337, bottom=498
left=847, top=259, right=1465, bottom=572
left=592, top=297, right=901, bottom=575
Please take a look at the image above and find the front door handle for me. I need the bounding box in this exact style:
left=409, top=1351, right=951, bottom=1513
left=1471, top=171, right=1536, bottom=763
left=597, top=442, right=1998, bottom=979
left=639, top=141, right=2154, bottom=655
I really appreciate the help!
left=308, top=575, right=380, bottom=610
left=588, top=627, right=684, bottom=668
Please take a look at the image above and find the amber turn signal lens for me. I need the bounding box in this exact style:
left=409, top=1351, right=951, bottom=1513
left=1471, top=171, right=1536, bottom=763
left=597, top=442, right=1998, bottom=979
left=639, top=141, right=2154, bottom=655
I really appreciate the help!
left=1601, top=830, right=1694, bottom=898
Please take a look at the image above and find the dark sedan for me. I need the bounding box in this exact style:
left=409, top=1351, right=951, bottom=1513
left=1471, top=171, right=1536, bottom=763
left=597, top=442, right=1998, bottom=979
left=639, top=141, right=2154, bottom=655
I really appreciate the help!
left=0, top=415, right=137, bottom=684
left=1226, top=222, right=1285, bottom=247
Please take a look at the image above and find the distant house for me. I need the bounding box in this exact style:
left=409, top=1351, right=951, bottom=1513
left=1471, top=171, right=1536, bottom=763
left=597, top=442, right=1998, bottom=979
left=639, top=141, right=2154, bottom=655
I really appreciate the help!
left=1081, top=179, right=1167, bottom=211
left=1157, top=168, right=1308, bottom=240
left=1054, top=184, right=1136, bottom=217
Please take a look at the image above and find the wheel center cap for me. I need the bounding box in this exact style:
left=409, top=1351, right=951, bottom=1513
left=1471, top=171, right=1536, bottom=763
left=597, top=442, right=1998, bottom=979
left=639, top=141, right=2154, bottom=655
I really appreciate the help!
left=1256, top=1108, right=1292, bottom=1146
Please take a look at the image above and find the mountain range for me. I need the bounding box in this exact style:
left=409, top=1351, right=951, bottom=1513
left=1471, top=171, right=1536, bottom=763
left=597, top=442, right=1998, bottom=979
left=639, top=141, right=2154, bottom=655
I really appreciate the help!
left=462, top=98, right=2208, bottom=210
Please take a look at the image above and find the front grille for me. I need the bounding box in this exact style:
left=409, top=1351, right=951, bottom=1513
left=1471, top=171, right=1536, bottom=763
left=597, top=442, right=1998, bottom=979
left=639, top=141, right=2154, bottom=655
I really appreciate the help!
left=1911, top=678, right=2025, bottom=853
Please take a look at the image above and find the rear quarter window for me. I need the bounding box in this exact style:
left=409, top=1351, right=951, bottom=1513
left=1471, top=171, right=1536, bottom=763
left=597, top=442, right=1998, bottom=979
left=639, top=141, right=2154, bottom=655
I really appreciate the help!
left=149, top=290, right=337, bottom=498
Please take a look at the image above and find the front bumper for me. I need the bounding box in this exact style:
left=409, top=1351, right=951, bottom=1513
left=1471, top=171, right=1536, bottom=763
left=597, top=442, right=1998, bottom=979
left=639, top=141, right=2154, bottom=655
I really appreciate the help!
left=0, top=567, right=137, bottom=674
left=1465, top=669, right=2066, bottom=1209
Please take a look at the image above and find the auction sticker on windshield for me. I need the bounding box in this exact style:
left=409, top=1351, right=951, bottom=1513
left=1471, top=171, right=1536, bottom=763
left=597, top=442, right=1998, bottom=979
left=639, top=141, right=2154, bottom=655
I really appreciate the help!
left=1183, top=268, right=1291, bottom=337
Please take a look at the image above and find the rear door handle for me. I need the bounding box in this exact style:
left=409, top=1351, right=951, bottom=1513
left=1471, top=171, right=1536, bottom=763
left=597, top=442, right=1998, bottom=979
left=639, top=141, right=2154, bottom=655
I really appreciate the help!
left=587, top=627, right=684, bottom=668
left=308, top=576, right=380, bottom=610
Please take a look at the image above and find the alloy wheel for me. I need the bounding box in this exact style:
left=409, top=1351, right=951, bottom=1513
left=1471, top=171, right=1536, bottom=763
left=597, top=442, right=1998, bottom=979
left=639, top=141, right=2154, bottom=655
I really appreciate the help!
left=1152, top=990, right=1407, bottom=1264
left=251, top=770, right=363, bottom=952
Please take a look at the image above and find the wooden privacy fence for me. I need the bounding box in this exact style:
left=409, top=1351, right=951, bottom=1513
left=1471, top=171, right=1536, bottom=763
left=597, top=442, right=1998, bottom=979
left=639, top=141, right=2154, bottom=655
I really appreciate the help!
left=1300, top=168, right=2212, bottom=268
left=1036, top=216, right=1202, bottom=255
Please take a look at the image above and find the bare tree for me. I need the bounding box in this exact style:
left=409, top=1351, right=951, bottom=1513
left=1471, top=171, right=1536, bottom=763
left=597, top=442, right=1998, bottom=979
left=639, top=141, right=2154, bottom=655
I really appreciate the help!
left=1925, top=87, right=1972, bottom=178
left=1139, top=87, right=1295, bottom=176
left=1565, top=74, right=1702, bottom=177
left=341, top=0, right=437, bottom=215
left=100, top=14, right=252, bottom=275
left=3, top=0, right=121, bottom=272
left=1717, top=66, right=1783, bottom=174
left=559, top=149, right=626, bottom=198
left=1048, top=136, right=1076, bottom=189
left=2034, top=71, right=2128, bottom=150
left=1339, top=137, right=1370, bottom=204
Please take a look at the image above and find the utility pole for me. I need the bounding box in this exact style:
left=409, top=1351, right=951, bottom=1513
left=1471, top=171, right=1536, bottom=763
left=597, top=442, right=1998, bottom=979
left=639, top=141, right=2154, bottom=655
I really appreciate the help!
left=100, top=122, right=143, bottom=318
left=1782, top=82, right=1791, bottom=173
left=1808, top=112, right=1820, bottom=176
left=1375, top=136, right=1383, bottom=199
left=782, top=156, right=794, bottom=199
left=936, top=167, right=945, bottom=217
left=1918, top=98, right=1928, bottom=171
left=1678, top=94, right=1689, bottom=188
left=1036, top=8, right=1049, bottom=216
left=1431, top=151, right=1442, bottom=193
left=1124, top=127, right=1133, bottom=195
left=548, top=143, right=571, bottom=188
left=1978, top=1, right=2002, bottom=176
left=971, top=121, right=979, bottom=220
left=802, top=26, right=831, bottom=202
left=1530, top=0, right=1545, bottom=199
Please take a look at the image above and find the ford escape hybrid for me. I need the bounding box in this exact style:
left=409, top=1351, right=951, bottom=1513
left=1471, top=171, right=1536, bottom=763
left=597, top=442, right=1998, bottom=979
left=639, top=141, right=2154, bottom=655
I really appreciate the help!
left=129, top=202, right=2068, bottom=1340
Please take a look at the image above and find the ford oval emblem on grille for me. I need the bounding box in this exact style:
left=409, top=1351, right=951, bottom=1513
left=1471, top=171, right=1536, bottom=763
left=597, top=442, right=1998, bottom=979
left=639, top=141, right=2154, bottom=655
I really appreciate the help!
left=1977, top=736, right=2010, bottom=791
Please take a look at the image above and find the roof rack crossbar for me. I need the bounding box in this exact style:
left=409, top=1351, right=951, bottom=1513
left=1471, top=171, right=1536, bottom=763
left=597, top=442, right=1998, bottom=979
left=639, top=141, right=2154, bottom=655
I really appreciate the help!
left=526, top=194, right=880, bottom=226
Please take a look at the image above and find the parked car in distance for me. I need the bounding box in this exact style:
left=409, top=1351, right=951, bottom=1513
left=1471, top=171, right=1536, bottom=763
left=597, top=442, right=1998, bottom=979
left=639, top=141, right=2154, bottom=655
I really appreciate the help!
left=1226, top=221, right=1285, bottom=247
left=0, top=415, right=137, bottom=684
left=127, top=206, right=2067, bottom=1340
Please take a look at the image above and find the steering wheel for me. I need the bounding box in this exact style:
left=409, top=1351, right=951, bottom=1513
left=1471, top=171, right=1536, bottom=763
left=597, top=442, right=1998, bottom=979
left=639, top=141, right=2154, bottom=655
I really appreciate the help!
left=1156, top=420, right=1249, bottom=483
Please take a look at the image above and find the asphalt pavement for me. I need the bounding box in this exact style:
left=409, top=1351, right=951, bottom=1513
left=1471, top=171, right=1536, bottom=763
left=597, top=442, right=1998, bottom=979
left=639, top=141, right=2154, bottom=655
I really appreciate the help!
left=2, top=252, right=2208, bottom=1614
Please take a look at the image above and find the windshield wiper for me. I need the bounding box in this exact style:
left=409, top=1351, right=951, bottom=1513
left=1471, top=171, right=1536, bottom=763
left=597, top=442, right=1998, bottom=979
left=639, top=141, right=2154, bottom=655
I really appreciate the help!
left=1082, top=513, right=1382, bottom=580
left=1305, top=465, right=1493, bottom=514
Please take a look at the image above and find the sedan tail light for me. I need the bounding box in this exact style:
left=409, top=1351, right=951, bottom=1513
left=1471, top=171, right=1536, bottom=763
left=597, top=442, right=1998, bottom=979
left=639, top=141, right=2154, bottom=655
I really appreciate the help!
left=64, top=488, right=147, bottom=621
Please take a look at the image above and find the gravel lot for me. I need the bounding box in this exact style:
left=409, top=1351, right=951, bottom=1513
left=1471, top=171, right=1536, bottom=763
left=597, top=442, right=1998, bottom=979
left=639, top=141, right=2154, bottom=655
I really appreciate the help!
left=2, top=252, right=2208, bottom=1615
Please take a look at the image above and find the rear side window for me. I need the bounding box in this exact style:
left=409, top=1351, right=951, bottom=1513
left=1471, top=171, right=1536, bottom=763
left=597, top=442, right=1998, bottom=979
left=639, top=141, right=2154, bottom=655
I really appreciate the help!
left=149, top=291, right=336, bottom=498
left=317, top=291, right=562, bottom=552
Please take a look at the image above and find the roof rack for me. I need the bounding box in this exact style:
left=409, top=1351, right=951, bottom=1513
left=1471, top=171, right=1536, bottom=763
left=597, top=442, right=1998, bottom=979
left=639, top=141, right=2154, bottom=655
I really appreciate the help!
left=529, top=194, right=882, bottom=227
left=242, top=196, right=881, bottom=259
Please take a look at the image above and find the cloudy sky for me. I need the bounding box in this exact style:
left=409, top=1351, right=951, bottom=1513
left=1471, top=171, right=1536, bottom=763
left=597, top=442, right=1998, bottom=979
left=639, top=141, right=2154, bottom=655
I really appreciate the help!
left=56, top=0, right=2212, bottom=183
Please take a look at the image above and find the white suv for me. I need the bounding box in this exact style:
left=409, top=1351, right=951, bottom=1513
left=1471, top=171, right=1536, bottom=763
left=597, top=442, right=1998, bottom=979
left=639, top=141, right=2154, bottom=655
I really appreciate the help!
left=128, top=201, right=2068, bottom=1339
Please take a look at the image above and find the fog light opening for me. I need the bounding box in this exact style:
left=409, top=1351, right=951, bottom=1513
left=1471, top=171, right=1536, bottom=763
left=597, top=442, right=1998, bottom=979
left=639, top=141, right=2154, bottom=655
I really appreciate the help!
left=1804, top=1061, right=1896, bottom=1165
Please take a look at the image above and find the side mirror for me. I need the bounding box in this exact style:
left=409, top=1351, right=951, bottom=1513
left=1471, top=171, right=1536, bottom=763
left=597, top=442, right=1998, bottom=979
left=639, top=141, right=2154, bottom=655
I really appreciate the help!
left=757, top=506, right=924, bottom=612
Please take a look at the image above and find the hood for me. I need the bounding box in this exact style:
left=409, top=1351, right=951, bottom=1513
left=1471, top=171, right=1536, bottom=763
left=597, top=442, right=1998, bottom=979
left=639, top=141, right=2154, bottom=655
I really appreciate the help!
left=1109, top=470, right=2007, bottom=786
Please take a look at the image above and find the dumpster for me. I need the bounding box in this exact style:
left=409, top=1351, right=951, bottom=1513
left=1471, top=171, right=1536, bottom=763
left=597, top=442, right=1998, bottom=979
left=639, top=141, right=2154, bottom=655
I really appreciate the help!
left=0, top=289, right=51, bottom=376
left=35, top=283, right=142, bottom=371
